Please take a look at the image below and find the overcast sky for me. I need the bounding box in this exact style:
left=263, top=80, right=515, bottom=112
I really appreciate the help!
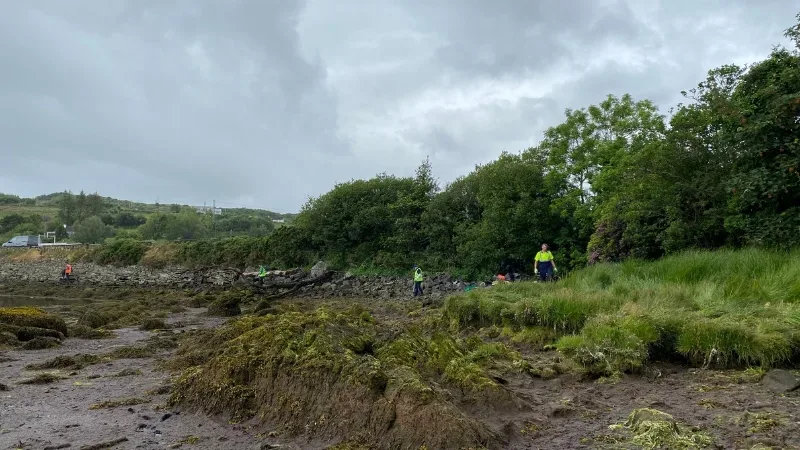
left=1, top=1, right=797, bottom=212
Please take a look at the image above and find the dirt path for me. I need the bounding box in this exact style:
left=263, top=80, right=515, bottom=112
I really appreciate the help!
left=0, top=309, right=272, bottom=450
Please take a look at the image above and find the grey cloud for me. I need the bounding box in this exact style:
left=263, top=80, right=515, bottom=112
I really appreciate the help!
left=1, top=1, right=798, bottom=211
left=0, top=0, right=344, bottom=211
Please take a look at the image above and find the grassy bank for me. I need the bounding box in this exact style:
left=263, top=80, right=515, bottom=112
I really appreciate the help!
left=445, top=249, right=800, bottom=375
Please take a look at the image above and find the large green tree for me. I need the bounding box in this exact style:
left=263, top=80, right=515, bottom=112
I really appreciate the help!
left=724, top=45, right=800, bottom=245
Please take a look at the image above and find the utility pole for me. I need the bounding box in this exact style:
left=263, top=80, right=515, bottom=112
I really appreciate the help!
left=212, top=199, right=216, bottom=236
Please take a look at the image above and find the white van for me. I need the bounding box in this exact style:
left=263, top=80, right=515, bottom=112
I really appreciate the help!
left=2, top=235, right=40, bottom=248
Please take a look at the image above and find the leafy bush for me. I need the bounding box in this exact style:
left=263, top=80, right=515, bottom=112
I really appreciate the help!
left=93, top=238, right=147, bottom=266
left=73, top=216, right=114, bottom=244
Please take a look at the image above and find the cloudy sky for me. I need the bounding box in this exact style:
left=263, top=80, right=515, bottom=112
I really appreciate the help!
left=1, top=1, right=797, bottom=212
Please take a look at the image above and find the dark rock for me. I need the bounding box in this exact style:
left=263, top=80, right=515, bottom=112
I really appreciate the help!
left=127, top=407, right=135, bottom=413
left=0, top=383, right=8, bottom=391
left=762, top=369, right=800, bottom=393
left=161, top=413, right=172, bottom=421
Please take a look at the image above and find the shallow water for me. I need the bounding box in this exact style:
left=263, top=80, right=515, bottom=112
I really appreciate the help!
left=0, top=294, right=96, bottom=308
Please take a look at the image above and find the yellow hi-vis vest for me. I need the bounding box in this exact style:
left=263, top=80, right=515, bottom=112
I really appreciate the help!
left=414, top=268, right=424, bottom=282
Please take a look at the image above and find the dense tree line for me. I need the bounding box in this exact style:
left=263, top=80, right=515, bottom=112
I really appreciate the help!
left=256, top=15, right=800, bottom=277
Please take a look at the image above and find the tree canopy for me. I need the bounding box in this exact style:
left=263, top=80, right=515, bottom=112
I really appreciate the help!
left=256, top=14, right=800, bottom=277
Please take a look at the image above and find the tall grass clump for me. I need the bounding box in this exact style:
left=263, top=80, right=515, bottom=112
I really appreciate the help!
left=445, top=249, right=800, bottom=375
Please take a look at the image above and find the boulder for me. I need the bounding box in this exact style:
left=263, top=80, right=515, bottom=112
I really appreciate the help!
left=310, top=261, right=328, bottom=278
left=762, top=369, right=800, bottom=393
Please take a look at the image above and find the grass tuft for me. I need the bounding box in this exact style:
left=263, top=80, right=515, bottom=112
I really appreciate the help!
left=446, top=249, right=800, bottom=374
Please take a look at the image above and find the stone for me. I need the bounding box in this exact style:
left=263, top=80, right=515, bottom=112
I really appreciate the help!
left=310, top=261, right=328, bottom=278
left=762, top=369, right=800, bottom=393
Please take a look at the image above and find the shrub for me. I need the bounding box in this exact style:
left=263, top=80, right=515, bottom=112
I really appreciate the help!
left=93, top=238, right=147, bottom=266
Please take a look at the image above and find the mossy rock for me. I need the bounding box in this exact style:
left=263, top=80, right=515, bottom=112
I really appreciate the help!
left=186, top=292, right=215, bottom=308
left=21, top=336, right=62, bottom=350
left=67, top=325, right=115, bottom=339
left=0, top=331, right=20, bottom=348
left=0, top=323, right=21, bottom=335
left=0, top=307, right=68, bottom=336
left=253, top=299, right=275, bottom=316
left=207, top=301, right=241, bottom=317
left=140, top=318, right=168, bottom=331
left=170, top=308, right=509, bottom=449
left=206, top=290, right=253, bottom=317
left=19, top=372, right=65, bottom=385
left=77, top=311, right=110, bottom=329
left=15, top=326, right=65, bottom=342
left=26, top=354, right=103, bottom=370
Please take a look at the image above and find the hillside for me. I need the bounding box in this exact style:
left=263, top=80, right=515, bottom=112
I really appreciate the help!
left=0, top=191, right=296, bottom=243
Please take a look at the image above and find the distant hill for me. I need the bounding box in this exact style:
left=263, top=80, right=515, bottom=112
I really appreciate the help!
left=0, top=191, right=296, bottom=243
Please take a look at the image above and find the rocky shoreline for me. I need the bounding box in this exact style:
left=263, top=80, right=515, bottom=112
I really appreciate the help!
left=0, top=259, right=469, bottom=299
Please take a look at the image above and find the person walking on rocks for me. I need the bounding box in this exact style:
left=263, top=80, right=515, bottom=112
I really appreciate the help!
left=412, top=265, right=424, bottom=297
left=534, top=244, right=557, bottom=282
left=61, top=261, right=73, bottom=281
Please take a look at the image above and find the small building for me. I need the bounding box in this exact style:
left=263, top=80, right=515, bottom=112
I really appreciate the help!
left=272, top=218, right=285, bottom=224
left=195, top=206, right=223, bottom=215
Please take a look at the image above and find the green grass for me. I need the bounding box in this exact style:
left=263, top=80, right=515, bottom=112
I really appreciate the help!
left=0, top=204, right=59, bottom=217
left=445, top=249, right=800, bottom=375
